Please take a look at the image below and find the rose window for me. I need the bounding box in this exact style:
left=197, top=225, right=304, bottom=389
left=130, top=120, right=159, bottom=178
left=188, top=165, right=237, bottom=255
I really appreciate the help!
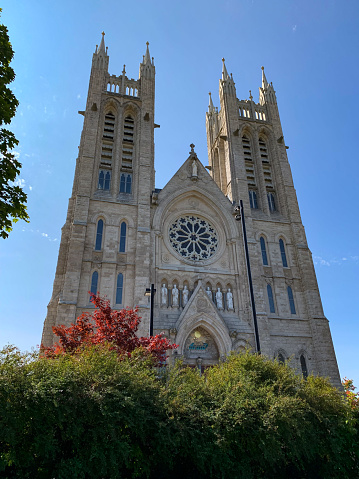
left=168, top=216, right=218, bottom=261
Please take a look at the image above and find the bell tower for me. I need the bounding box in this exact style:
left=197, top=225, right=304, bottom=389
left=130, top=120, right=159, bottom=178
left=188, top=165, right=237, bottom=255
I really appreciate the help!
left=206, top=62, right=341, bottom=386
left=42, top=34, right=156, bottom=346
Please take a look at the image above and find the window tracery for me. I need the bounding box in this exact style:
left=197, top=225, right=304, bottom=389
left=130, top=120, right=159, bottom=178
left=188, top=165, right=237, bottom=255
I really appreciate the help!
left=168, top=216, right=218, bottom=261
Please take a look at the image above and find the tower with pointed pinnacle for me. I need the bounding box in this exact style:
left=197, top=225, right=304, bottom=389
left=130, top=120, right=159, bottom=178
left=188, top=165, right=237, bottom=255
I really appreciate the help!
left=42, top=34, right=156, bottom=344
left=206, top=61, right=340, bottom=385
left=42, top=39, right=340, bottom=387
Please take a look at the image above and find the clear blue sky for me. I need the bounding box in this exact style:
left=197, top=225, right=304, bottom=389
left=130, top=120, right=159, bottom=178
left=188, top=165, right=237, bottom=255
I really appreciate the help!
left=1, top=0, right=358, bottom=385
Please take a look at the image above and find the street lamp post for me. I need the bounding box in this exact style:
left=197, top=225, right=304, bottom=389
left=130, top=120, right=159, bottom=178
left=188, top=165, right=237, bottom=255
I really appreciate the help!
left=234, top=200, right=261, bottom=354
left=144, top=284, right=156, bottom=336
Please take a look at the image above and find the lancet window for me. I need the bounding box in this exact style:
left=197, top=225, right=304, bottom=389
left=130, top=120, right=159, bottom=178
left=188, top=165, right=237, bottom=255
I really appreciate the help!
left=119, top=222, right=127, bottom=252
left=98, top=111, right=115, bottom=191
left=119, top=173, right=132, bottom=194
left=260, top=237, right=269, bottom=266
left=90, top=271, right=98, bottom=297
left=121, top=116, right=134, bottom=170
left=287, top=286, right=296, bottom=314
left=279, top=239, right=288, bottom=267
left=116, top=273, right=123, bottom=304
left=300, top=354, right=308, bottom=379
left=242, top=135, right=256, bottom=187
left=267, top=284, right=275, bottom=313
left=95, top=219, right=104, bottom=251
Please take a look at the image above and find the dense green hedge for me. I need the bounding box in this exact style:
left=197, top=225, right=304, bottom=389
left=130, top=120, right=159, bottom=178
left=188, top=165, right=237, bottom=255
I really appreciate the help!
left=0, top=346, right=358, bottom=478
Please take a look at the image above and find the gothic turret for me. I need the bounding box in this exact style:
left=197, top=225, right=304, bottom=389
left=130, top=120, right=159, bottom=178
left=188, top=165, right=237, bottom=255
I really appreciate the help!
left=219, top=58, right=236, bottom=99
left=140, top=42, right=155, bottom=79
left=259, top=66, right=277, bottom=105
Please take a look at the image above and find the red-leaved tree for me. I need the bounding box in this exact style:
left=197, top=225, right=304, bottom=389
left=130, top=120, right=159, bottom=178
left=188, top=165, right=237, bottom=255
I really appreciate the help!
left=342, top=377, right=359, bottom=411
left=41, top=293, right=177, bottom=364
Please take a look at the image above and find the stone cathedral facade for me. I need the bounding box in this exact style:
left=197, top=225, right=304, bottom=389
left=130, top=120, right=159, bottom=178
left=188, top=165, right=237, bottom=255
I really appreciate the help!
left=42, top=34, right=340, bottom=386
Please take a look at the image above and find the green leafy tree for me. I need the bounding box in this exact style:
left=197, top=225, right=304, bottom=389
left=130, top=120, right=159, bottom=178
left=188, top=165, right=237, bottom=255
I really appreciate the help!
left=0, top=8, right=28, bottom=239
left=1, top=347, right=358, bottom=478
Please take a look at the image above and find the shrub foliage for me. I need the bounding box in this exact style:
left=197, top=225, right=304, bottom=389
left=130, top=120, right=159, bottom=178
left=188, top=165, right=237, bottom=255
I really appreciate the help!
left=1, top=346, right=358, bottom=479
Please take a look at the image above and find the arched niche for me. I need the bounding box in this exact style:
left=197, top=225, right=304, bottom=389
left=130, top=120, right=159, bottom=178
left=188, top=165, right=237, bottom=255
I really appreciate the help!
left=183, top=326, right=219, bottom=365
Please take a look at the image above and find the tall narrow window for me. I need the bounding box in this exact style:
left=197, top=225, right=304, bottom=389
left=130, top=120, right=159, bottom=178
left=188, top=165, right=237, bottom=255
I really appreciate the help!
left=98, top=111, right=115, bottom=190
left=279, top=239, right=288, bottom=267
left=98, top=170, right=104, bottom=189
left=116, top=273, right=123, bottom=304
left=267, top=193, right=276, bottom=212
left=98, top=170, right=111, bottom=191
left=258, top=137, right=269, bottom=162
left=119, top=222, right=127, bottom=253
left=120, top=173, right=132, bottom=194
left=267, top=284, right=275, bottom=313
left=287, top=286, right=296, bottom=314
left=104, top=171, right=111, bottom=190
left=126, top=174, right=132, bottom=193
left=122, top=116, right=135, bottom=169
left=90, top=271, right=98, bottom=297
left=242, top=135, right=256, bottom=188
left=300, top=354, right=308, bottom=379
left=278, top=353, right=285, bottom=364
left=260, top=237, right=268, bottom=266
left=95, top=219, right=104, bottom=251
left=249, top=190, right=258, bottom=209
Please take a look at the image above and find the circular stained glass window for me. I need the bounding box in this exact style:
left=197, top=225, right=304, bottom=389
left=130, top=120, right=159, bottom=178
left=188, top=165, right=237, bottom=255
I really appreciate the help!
left=168, top=215, right=218, bottom=261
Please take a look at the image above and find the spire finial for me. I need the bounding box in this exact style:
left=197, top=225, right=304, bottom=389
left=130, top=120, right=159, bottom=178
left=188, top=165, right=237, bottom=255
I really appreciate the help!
left=261, top=65, right=268, bottom=88
left=122, top=64, right=126, bottom=75
left=144, top=41, right=151, bottom=64
left=208, top=91, right=214, bottom=112
left=190, top=143, right=195, bottom=152
left=222, top=57, right=229, bottom=81
left=249, top=90, right=253, bottom=101
left=98, top=31, right=106, bottom=54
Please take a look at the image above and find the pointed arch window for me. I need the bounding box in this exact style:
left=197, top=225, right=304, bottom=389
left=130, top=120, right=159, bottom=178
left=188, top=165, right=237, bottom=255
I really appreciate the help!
left=101, top=112, right=115, bottom=166
left=242, top=135, right=256, bottom=188
left=95, top=219, right=104, bottom=251
left=267, top=284, right=275, bottom=313
left=267, top=192, right=276, bottom=212
left=279, top=239, right=288, bottom=267
left=98, top=111, right=115, bottom=191
left=90, top=271, right=98, bottom=297
left=98, top=170, right=111, bottom=191
left=122, top=115, right=135, bottom=169
left=300, top=354, right=308, bottom=379
left=278, top=353, right=285, bottom=364
left=119, top=222, right=127, bottom=252
left=116, top=273, right=124, bottom=304
left=258, top=137, right=269, bottom=162
left=120, top=173, right=132, bottom=194
left=249, top=190, right=258, bottom=209
left=287, top=286, right=296, bottom=314
left=260, top=237, right=268, bottom=266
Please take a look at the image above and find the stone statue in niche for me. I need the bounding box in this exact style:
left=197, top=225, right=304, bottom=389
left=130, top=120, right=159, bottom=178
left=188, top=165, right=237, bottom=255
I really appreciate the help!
left=191, top=159, right=198, bottom=177
left=172, top=284, right=179, bottom=307
left=216, top=287, right=223, bottom=310
left=182, top=285, right=189, bottom=306
left=206, top=286, right=212, bottom=299
left=226, top=288, right=234, bottom=310
left=161, top=284, right=168, bottom=306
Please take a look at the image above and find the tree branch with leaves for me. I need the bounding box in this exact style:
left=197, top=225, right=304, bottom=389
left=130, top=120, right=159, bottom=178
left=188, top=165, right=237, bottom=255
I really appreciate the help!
left=0, top=8, right=29, bottom=239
